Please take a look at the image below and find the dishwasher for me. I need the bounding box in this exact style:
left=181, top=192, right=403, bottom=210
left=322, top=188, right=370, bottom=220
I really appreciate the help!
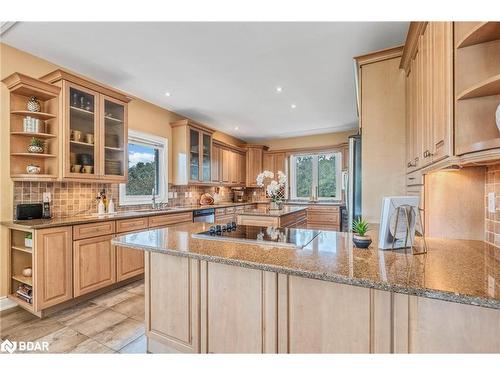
left=193, top=208, right=215, bottom=223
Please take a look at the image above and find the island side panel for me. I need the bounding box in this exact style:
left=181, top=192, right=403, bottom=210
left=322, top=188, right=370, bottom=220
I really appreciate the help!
left=284, top=275, right=373, bottom=353
left=406, top=294, right=500, bottom=353
left=201, top=262, right=277, bottom=353
left=146, top=252, right=200, bottom=353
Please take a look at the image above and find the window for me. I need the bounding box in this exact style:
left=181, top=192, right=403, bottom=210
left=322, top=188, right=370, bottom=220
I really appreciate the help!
left=290, top=152, right=341, bottom=200
left=119, top=130, right=168, bottom=205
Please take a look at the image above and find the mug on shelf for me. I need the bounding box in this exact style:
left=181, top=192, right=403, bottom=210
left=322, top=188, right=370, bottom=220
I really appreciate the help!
left=82, top=165, right=93, bottom=174
left=85, top=133, right=94, bottom=144
left=71, top=130, right=82, bottom=142
left=71, top=164, right=82, bottom=173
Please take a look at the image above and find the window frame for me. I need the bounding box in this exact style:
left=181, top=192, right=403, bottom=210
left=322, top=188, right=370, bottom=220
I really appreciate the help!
left=289, top=151, right=342, bottom=201
left=119, top=129, right=168, bottom=206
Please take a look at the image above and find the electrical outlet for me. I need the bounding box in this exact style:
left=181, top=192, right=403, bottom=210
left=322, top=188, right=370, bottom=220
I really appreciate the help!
left=189, top=192, right=193, bottom=198
left=488, top=192, right=496, bottom=213
left=185, top=192, right=189, bottom=198
left=42, top=192, right=51, bottom=203
left=168, top=192, right=174, bottom=199
left=253, top=191, right=256, bottom=196
left=174, top=192, right=178, bottom=198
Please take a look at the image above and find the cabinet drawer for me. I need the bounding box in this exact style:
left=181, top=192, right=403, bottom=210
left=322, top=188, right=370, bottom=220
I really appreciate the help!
left=215, top=214, right=235, bottom=223
left=73, top=221, right=115, bottom=240
left=148, top=212, right=193, bottom=228
left=307, top=207, right=340, bottom=224
left=407, top=170, right=424, bottom=186
left=116, top=217, right=148, bottom=233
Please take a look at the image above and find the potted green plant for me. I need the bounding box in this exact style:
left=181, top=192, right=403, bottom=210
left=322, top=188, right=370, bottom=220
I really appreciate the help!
left=352, top=218, right=372, bottom=248
left=27, top=137, right=44, bottom=154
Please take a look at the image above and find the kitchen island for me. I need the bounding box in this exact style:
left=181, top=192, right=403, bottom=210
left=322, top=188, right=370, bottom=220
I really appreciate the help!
left=236, top=206, right=307, bottom=227
left=112, top=222, right=500, bottom=353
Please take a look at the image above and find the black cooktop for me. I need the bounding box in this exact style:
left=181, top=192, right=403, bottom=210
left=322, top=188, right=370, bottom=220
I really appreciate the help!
left=192, top=224, right=321, bottom=249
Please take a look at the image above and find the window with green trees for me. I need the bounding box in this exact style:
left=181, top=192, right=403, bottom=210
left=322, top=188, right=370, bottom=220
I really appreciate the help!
left=119, top=130, right=167, bottom=205
left=291, top=152, right=341, bottom=200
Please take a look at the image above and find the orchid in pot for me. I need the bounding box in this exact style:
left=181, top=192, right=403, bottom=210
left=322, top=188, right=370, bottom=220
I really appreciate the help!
left=256, top=170, right=287, bottom=210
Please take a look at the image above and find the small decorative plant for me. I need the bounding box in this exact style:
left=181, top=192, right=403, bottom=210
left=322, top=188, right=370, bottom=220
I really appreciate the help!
left=352, top=218, right=372, bottom=248
left=27, top=137, right=44, bottom=154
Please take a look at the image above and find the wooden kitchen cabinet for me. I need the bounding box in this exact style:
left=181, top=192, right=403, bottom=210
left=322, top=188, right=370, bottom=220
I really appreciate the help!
left=171, top=119, right=214, bottom=185
left=40, top=69, right=130, bottom=182
left=402, top=22, right=453, bottom=172
left=211, top=143, right=221, bottom=182
left=34, top=226, right=73, bottom=310
left=73, top=234, right=116, bottom=297
left=263, top=151, right=286, bottom=177
left=245, top=145, right=267, bottom=187
left=211, top=140, right=246, bottom=186
left=116, top=247, right=144, bottom=282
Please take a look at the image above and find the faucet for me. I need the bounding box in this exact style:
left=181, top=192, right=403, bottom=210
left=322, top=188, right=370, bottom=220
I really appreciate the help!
left=151, top=187, right=157, bottom=209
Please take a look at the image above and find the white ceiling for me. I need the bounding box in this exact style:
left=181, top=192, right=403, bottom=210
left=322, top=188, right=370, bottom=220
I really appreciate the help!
left=2, top=22, right=408, bottom=141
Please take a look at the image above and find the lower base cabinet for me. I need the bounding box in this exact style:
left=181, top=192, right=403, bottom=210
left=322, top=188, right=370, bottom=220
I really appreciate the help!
left=146, top=252, right=500, bottom=354
left=73, top=234, right=116, bottom=297
left=116, top=247, right=145, bottom=282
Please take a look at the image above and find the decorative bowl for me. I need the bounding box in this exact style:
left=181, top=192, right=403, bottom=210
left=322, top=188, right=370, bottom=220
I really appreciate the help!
left=26, top=164, right=41, bottom=174
left=22, top=267, right=32, bottom=277
left=28, top=145, right=44, bottom=154
left=496, top=104, right=500, bottom=131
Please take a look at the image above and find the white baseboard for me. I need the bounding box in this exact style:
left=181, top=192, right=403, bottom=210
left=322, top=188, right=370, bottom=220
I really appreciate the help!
left=0, top=296, right=17, bottom=311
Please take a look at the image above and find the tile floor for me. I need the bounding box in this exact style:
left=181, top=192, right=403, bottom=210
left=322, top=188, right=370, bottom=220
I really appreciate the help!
left=0, top=280, right=146, bottom=354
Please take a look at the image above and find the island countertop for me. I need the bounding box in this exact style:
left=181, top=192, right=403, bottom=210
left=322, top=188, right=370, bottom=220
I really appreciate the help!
left=112, top=222, right=500, bottom=310
left=237, top=206, right=307, bottom=217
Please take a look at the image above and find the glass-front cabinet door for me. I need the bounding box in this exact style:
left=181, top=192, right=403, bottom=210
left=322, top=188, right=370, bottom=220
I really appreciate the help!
left=202, top=133, right=211, bottom=182
left=189, top=128, right=200, bottom=181
left=101, top=95, right=127, bottom=181
left=66, top=83, right=99, bottom=178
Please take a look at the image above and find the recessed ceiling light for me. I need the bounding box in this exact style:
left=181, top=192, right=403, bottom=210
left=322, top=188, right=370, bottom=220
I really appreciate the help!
left=290, top=104, right=297, bottom=109
left=234, top=126, right=239, bottom=131
left=165, top=92, right=171, bottom=97
left=276, top=86, right=283, bottom=93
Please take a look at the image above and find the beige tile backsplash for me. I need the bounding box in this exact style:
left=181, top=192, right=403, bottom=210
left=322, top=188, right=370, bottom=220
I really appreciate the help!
left=12, top=181, right=268, bottom=219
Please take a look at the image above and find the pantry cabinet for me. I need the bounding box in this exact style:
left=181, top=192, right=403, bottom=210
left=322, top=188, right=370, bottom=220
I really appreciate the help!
left=402, top=22, right=454, bottom=172
left=210, top=140, right=246, bottom=186
left=246, top=145, right=268, bottom=187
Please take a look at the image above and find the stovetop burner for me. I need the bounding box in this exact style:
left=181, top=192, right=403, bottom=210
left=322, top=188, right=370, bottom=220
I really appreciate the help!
left=192, top=224, right=321, bottom=249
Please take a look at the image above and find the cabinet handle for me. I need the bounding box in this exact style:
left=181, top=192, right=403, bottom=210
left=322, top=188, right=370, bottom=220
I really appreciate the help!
left=435, top=140, right=444, bottom=148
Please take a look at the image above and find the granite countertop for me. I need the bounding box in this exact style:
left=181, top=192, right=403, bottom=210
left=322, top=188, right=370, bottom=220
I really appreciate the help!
left=238, top=206, right=307, bottom=217
left=2, top=201, right=264, bottom=230
left=112, top=222, right=500, bottom=310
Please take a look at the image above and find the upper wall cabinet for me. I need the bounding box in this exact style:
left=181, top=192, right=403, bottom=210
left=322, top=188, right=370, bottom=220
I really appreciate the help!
left=263, top=151, right=286, bottom=178
left=210, top=140, right=246, bottom=187
left=171, top=119, right=214, bottom=185
left=40, top=69, right=130, bottom=182
left=401, top=22, right=453, bottom=172
left=245, top=145, right=268, bottom=187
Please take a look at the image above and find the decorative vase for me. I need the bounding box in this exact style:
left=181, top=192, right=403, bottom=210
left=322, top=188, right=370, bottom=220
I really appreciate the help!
left=27, top=96, right=41, bottom=112
left=353, top=234, right=372, bottom=249
left=496, top=104, right=500, bottom=132
left=269, top=201, right=282, bottom=210
left=28, top=145, right=44, bottom=154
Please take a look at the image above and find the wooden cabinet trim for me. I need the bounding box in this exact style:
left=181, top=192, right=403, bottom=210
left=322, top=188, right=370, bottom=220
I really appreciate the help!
left=116, top=217, right=148, bottom=233
left=148, top=212, right=193, bottom=228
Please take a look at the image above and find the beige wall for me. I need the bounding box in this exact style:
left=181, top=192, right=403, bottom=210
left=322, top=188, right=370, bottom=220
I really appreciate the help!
left=260, top=130, right=356, bottom=151
left=0, top=43, right=244, bottom=297
left=360, top=56, right=406, bottom=223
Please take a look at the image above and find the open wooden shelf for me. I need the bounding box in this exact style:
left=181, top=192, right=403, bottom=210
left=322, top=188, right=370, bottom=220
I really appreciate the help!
left=457, top=74, right=500, bottom=100
left=11, top=131, right=56, bottom=139
left=10, top=110, right=56, bottom=120
left=12, top=274, right=33, bottom=286
left=457, top=22, right=500, bottom=48
left=11, top=152, right=57, bottom=158
left=2, top=72, right=60, bottom=100
left=12, top=245, right=33, bottom=254
left=11, top=174, right=57, bottom=181
left=8, top=294, right=34, bottom=310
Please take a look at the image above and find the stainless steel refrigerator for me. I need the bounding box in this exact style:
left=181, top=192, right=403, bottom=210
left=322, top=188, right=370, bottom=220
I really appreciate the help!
left=345, top=134, right=362, bottom=232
